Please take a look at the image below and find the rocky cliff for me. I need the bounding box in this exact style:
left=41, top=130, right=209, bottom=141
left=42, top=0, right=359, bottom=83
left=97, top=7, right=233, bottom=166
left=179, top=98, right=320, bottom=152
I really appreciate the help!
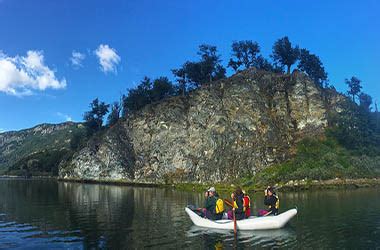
left=59, top=70, right=340, bottom=183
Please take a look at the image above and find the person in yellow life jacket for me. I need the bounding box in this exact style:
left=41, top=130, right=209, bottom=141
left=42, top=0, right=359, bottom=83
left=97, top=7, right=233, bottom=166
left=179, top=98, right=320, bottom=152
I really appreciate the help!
left=227, top=187, right=245, bottom=220
left=262, top=186, right=279, bottom=216
left=242, top=190, right=251, bottom=218
left=203, top=187, right=224, bottom=220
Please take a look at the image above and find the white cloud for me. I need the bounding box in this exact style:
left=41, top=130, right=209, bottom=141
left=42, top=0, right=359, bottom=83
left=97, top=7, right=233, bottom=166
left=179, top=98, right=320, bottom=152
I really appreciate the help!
left=0, top=128, right=5, bottom=133
left=0, top=50, right=66, bottom=96
left=56, top=112, right=72, bottom=122
left=94, top=44, right=121, bottom=74
left=70, top=51, right=85, bottom=68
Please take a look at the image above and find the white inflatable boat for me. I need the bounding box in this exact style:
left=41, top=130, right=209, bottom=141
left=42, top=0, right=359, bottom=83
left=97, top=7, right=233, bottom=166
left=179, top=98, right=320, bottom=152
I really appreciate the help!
left=185, top=207, right=297, bottom=230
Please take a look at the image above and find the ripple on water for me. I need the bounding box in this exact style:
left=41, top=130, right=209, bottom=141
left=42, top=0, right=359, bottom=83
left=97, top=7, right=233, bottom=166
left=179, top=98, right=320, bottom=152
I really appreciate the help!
left=0, top=218, right=83, bottom=249
left=186, top=225, right=298, bottom=248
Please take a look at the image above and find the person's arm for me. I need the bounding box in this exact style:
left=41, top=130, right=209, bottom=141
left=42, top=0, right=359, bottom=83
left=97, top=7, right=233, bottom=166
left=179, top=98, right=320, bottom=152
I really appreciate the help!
left=204, top=197, right=211, bottom=209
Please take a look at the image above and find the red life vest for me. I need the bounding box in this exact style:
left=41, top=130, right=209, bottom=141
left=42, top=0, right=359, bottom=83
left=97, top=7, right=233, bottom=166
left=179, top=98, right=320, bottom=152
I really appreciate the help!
left=243, top=195, right=251, bottom=217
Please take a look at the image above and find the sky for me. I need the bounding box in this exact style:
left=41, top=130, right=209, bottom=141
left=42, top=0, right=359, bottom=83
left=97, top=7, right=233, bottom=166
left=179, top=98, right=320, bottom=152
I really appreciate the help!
left=0, top=0, right=379, bottom=132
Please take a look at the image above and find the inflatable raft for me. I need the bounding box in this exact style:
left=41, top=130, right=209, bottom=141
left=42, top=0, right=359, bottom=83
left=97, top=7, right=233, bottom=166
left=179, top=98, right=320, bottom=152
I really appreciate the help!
left=185, top=207, right=297, bottom=230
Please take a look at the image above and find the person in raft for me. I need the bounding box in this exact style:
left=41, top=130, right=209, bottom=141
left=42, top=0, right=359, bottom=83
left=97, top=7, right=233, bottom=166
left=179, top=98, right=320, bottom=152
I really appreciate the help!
left=242, top=190, right=251, bottom=218
left=259, top=186, right=280, bottom=216
left=227, top=187, right=245, bottom=220
left=203, top=187, right=224, bottom=220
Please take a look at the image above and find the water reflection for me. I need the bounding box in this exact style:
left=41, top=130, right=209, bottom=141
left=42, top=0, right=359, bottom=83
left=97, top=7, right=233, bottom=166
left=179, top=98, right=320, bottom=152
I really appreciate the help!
left=187, top=225, right=297, bottom=249
left=0, top=179, right=379, bottom=249
left=58, top=182, right=136, bottom=249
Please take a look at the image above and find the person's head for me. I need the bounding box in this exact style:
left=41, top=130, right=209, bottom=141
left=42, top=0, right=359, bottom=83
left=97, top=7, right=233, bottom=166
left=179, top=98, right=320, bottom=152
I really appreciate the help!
left=235, top=186, right=243, bottom=196
left=267, top=186, right=274, bottom=196
left=207, top=187, right=216, bottom=196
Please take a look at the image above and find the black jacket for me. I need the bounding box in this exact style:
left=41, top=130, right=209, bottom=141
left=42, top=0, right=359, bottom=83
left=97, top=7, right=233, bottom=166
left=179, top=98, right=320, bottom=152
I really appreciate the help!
left=234, top=194, right=245, bottom=220
left=264, top=194, right=279, bottom=215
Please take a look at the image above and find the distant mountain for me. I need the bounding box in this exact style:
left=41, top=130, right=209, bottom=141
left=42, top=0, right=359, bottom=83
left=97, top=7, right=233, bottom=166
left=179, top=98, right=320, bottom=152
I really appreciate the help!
left=0, top=122, right=86, bottom=176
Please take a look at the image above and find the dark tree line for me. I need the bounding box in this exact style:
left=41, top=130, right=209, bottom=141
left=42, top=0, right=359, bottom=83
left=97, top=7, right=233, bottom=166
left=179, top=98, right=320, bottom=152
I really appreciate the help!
left=122, top=76, right=175, bottom=112
left=172, top=44, right=226, bottom=96
left=82, top=36, right=330, bottom=131
left=227, top=37, right=328, bottom=87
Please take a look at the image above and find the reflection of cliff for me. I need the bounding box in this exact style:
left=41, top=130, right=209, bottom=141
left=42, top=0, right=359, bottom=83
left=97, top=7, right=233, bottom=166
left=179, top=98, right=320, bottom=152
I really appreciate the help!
left=58, top=182, right=136, bottom=249
left=0, top=179, right=135, bottom=249
left=0, top=179, right=204, bottom=249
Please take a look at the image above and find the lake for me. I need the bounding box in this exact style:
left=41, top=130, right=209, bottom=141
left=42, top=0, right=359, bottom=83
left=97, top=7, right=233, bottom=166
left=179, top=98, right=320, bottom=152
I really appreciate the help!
left=0, top=178, right=379, bottom=249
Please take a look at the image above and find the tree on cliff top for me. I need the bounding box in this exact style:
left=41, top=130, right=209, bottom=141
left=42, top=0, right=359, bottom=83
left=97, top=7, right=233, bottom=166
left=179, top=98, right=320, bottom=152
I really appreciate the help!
left=228, top=40, right=281, bottom=73
left=172, top=44, right=226, bottom=93
left=359, top=93, right=372, bottom=112
left=255, top=55, right=284, bottom=73
left=228, top=40, right=261, bottom=72
left=271, top=36, right=300, bottom=74
left=345, top=76, right=362, bottom=102
left=107, top=101, right=121, bottom=127
left=151, top=77, right=175, bottom=102
left=83, top=98, right=110, bottom=133
left=122, top=77, right=152, bottom=112
left=122, top=76, right=175, bottom=113
left=197, top=44, right=226, bottom=83
left=297, top=49, right=328, bottom=87
left=171, top=67, right=187, bottom=96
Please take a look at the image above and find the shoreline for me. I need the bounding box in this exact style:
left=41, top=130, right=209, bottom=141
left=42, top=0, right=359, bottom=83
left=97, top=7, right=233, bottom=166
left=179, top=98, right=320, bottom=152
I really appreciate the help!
left=278, top=178, right=380, bottom=191
left=56, top=177, right=162, bottom=188
left=57, top=177, right=380, bottom=193
left=2, top=176, right=379, bottom=192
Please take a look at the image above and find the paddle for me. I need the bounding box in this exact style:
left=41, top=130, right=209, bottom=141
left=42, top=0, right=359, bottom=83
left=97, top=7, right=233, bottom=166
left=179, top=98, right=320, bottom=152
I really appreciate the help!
left=233, top=207, right=237, bottom=235
left=223, top=199, right=234, bottom=207
left=224, top=199, right=237, bottom=235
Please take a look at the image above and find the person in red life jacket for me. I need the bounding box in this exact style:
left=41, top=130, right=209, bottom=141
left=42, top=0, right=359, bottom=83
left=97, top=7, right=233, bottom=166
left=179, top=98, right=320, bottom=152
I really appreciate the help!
left=242, top=190, right=251, bottom=218
left=259, top=186, right=280, bottom=216
left=227, top=187, right=245, bottom=220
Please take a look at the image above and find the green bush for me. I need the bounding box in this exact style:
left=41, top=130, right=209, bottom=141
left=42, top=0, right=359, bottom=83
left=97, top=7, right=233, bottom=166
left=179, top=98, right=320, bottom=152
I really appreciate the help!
left=253, top=137, right=380, bottom=185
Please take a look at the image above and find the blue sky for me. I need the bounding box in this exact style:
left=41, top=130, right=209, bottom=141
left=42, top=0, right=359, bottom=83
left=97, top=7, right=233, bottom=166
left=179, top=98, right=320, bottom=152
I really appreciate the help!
left=0, top=0, right=379, bottom=132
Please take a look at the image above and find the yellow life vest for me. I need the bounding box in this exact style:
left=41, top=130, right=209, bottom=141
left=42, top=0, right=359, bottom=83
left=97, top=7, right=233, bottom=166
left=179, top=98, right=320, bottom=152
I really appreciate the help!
left=268, top=194, right=280, bottom=210
left=275, top=194, right=280, bottom=209
left=233, top=200, right=238, bottom=209
left=215, top=198, right=224, bottom=214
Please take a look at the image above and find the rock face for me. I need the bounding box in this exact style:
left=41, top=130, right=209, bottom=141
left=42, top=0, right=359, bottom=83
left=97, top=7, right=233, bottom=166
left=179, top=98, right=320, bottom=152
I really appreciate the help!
left=59, top=123, right=135, bottom=180
left=60, top=70, right=337, bottom=183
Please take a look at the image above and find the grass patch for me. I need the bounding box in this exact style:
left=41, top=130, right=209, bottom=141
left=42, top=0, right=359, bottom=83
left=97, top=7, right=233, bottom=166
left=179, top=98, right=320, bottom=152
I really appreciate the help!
left=252, top=137, right=380, bottom=186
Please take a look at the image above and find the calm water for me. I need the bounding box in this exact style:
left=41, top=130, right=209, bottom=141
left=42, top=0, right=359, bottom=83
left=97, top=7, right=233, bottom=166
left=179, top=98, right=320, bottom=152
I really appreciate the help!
left=0, top=179, right=379, bottom=249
